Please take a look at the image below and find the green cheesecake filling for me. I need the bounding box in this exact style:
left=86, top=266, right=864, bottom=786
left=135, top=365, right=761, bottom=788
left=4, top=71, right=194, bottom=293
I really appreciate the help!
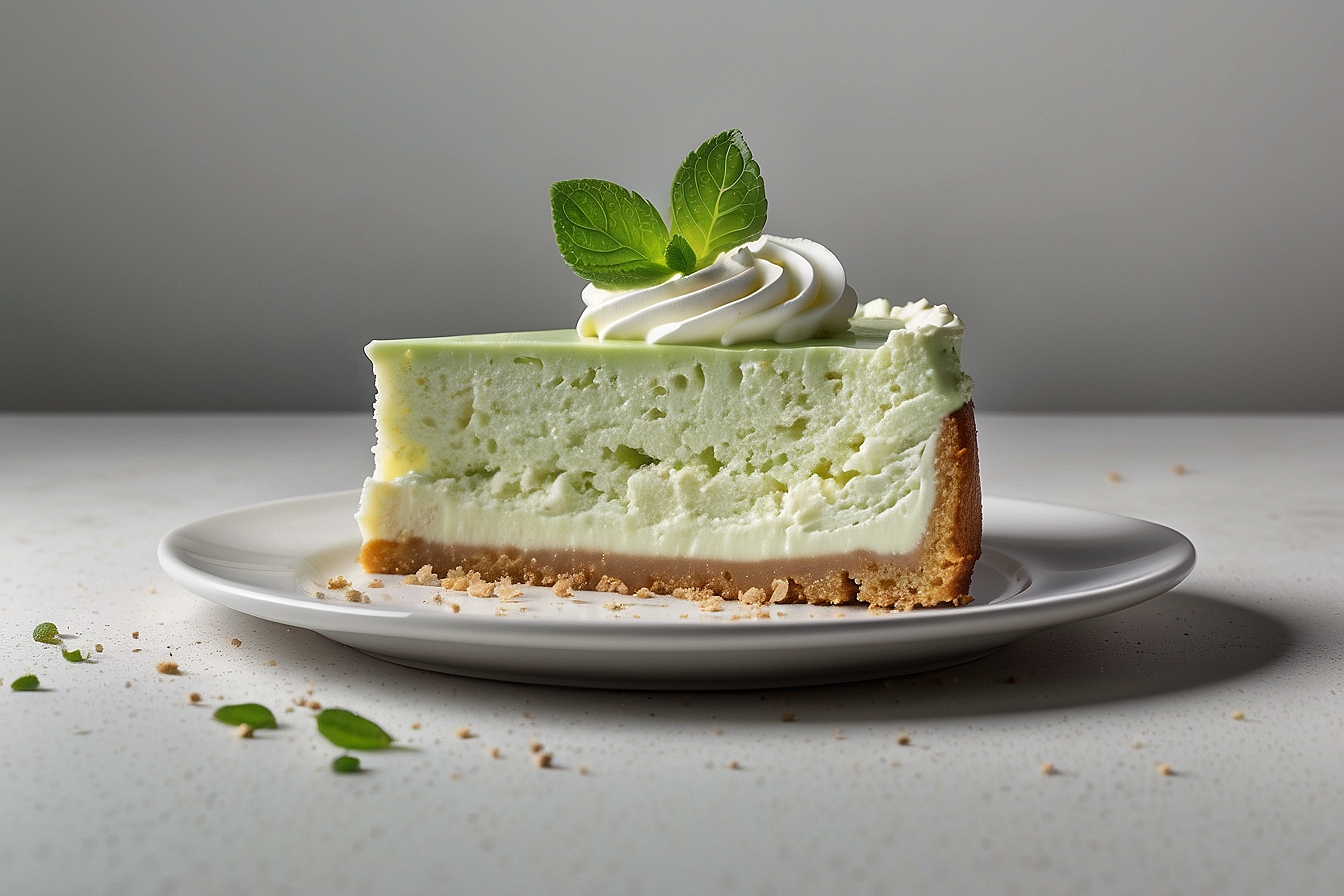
left=358, top=328, right=971, bottom=562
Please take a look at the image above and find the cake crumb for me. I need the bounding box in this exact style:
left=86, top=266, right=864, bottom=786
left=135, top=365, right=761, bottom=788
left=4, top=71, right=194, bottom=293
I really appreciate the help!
left=1232, top=710, right=1245, bottom=720
left=468, top=578, right=497, bottom=598
left=132, top=631, right=139, bottom=639
left=552, top=577, right=575, bottom=597
left=188, top=692, right=202, bottom=703
left=1157, top=763, right=1174, bottom=776
left=700, top=596, right=724, bottom=613
left=595, top=575, right=630, bottom=595
left=449, top=602, right=461, bottom=613
left=603, top=601, right=629, bottom=612
left=897, top=735, right=911, bottom=746
left=156, top=660, right=180, bottom=675
left=496, top=577, right=525, bottom=600
left=486, top=746, right=501, bottom=759
left=456, top=727, right=473, bottom=739
left=740, top=587, right=768, bottom=606
left=403, top=565, right=440, bottom=587
left=769, top=579, right=790, bottom=604
left=494, top=608, right=508, bottom=616
left=313, top=592, right=326, bottom=599
left=578, top=766, right=589, bottom=775
left=367, top=578, right=385, bottom=588
left=230, top=638, right=242, bottom=647
left=1040, top=762, right=1056, bottom=775
left=94, top=644, right=104, bottom=653
left=533, top=752, right=553, bottom=768
left=781, top=712, right=795, bottom=722
left=1107, top=471, right=1123, bottom=483
left=411, top=722, right=421, bottom=730
left=266, top=660, right=276, bottom=666
left=833, top=729, right=845, bottom=741
left=866, top=603, right=892, bottom=616
left=344, top=589, right=366, bottom=603
left=235, top=723, right=254, bottom=739
left=327, top=575, right=351, bottom=590
left=132, top=648, right=141, bottom=653
left=1133, top=740, right=1142, bottom=749
left=679, top=614, right=689, bottom=619
left=634, top=588, right=657, bottom=599
left=528, top=739, right=544, bottom=753
left=725, top=760, right=740, bottom=770
left=1171, top=464, right=1187, bottom=475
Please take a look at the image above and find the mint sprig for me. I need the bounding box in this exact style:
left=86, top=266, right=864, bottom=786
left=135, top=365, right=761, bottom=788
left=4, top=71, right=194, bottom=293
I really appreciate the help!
left=669, top=129, right=767, bottom=265
left=550, top=129, right=767, bottom=288
left=550, top=179, right=673, bottom=288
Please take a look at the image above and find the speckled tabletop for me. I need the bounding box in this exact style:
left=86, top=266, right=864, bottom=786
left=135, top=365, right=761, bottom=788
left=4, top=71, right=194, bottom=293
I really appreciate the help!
left=1, top=413, right=1341, bottom=895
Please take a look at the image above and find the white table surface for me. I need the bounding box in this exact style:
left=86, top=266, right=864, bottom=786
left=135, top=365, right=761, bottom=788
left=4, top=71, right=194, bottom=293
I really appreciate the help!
left=1, top=413, right=1341, bottom=895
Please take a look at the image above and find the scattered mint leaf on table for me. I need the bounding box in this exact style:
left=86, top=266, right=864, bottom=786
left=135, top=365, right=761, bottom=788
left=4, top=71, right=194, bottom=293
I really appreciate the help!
left=61, top=648, right=85, bottom=663
left=316, top=708, right=393, bottom=751
left=11, top=674, right=39, bottom=691
left=213, top=703, right=278, bottom=730
left=669, top=129, right=767, bottom=265
left=550, top=179, right=674, bottom=288
left=332, top=755, right=362, bottom=773
left=33, top=623, right=60, bottom=645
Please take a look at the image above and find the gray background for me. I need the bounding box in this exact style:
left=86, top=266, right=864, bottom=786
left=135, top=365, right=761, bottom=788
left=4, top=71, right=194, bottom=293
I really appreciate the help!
left=2, top=1, right=1341, bottom=412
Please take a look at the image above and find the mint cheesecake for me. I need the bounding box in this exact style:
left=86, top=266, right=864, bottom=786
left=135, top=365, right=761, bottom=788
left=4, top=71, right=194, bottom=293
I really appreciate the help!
left=356, top=130, right=981, bottom=609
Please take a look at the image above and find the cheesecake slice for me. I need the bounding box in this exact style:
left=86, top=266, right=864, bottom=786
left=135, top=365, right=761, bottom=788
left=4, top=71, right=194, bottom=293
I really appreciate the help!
left=356, top=303, right=979, bottom=610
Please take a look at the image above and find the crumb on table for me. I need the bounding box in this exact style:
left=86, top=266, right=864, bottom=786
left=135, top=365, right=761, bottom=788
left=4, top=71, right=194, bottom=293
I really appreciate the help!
left=1040, top=762, right=1055, bottom=775
left=533, top=752, right=553, bottom=768
left=188, top=692, right=201, bottom=703
left=1157, top=763, right=1174, bottom=776
left=1107, top=471, right=1123, bottom=483
left=367, top=578, right=385, bottom=588
left=781, top=713, right=795, bottom=722
left=156, top=660, right=180, bottom=675
left=1232, top=710, right=1245, bottom=720
left=230, top=638, right=242, bottom=647
left=235, top=723, right=254, bottom=739
left=456, top=727, right=473, bottom=739
left=327, top=575, right=351, bottom=590
left=552, top=577, right=574, bottom=598
left=403, top=565, right=440, bottom=587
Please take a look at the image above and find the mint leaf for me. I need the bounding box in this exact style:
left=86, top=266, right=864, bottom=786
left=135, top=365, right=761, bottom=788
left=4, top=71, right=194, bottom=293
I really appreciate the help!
left=551, top=179, right=674, bottom=288
left=670, top=129, right=767, bottom=266
left=316, top=708, right=393, bottom=751
left=213, top=703, right=278, bottom=730
left=664, top=234, right=696, bottom=274
left=11, top=674, right=39, bottom=691
left=61, top=648, right=85, bottom=663
left=332, top=755, right=362, bottom=773
left=33, top=622, right=60, bottom=645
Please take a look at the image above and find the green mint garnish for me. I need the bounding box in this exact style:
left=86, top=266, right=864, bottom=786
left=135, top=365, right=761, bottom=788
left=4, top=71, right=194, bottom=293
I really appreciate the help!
left=33, top=623, right=60, bottom=645
left=550, top=179, right=674, bottom=288
left=11, top=674, right=39, bottom=691
left=669, top=129, right=767, bottom=265
left=663, top=233, right=697, bottom=274
left=332, top=755, right=362, bottom=774
left=550, top=129, right=767, bottom=287
left=315, top=708, right=393, bottom=751
left=61, top=648, right=85, bottom=663
left=213, top=703, right=278, bottom=730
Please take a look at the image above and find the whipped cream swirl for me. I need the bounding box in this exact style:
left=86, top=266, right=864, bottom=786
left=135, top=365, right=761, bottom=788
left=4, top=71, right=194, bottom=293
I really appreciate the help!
left=577, top=235, right=859, bottom=346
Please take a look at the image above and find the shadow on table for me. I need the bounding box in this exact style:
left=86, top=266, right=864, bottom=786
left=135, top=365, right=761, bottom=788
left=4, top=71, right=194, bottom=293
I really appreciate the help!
left=229, top=588, right=1298, bottom=725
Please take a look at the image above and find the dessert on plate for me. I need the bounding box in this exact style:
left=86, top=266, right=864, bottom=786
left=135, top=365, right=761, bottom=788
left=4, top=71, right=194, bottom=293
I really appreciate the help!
left=357, top=130, right=979, bottom=610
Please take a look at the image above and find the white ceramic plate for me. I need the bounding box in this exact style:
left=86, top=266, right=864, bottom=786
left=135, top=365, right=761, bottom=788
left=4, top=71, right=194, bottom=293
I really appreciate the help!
left=159, top=492, right=1194, bottom=689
